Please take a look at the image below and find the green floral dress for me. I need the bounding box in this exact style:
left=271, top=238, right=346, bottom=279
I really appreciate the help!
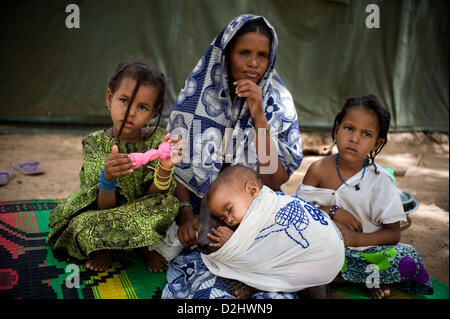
left=47, top=128, right=179, bottom=261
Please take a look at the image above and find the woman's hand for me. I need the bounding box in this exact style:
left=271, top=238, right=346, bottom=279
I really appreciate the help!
left=159, top=133, right=186, bottom=169
left=103, top=145, right=135, bottom=181
left=319, top=206, right=363, bottom=233
left=177, top=217, right=199, bottom=247
left=207, top=226, right=234, bottom=249
left=234, top=79, right=267, bottom=127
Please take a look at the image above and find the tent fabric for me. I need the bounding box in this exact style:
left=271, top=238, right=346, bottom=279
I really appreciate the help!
left=0, top=0, right=448, bottom=132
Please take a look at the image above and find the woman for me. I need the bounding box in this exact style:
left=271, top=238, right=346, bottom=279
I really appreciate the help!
left=163, top=14, right=303, bottom=299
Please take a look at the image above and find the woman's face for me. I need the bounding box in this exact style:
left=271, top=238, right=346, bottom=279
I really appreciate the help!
left=228, top=31, right=271, bottom=84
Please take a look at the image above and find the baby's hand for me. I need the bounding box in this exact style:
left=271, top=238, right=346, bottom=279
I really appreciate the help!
left=207, top=226, right=234, bottom=249
left=159, top=133, right=186, bottom=169
left=104, top=145, right=135, bottom=180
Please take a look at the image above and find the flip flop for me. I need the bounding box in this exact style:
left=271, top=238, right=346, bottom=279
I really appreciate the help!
left=11, top=161, right=44, bottom=175
left=0, top=171, right=15, bottom=185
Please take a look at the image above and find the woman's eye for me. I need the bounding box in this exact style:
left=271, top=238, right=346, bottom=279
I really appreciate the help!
left=120, top=98, right=128, bottom=104
left=139, top=105, right=148, bottom=111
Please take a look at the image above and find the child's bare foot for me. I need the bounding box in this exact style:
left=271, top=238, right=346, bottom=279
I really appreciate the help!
left=85, top=250, right=113, bottom=272
left=136, top=247, right=169, bottom=272
left=368, top=285, right=391, bottom=299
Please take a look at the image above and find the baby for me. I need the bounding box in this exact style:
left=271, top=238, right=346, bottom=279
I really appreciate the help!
left=205, top=165, right=263, bottom=248
left=202, top=165, right=345, bottom=297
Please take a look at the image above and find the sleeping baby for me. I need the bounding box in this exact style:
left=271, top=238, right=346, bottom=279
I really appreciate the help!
left=201, top=164, right=345, bottom=297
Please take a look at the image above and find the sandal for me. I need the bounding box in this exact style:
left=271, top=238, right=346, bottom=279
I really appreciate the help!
left=12, top=161, right=44, bottom=175
left=0, top=171, right=15, bottom=185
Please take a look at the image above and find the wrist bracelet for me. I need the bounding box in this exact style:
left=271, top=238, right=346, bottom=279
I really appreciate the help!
left=253, top=126, right=271, bottom=135
left=99, top=169, right=116, bottom=192
left=329, top=205, right=339, bottom=219
left=179, top=201, right=193, bottom=210
left=99, top=187, right=115, bottom=196
left=153, top=163, right=174, bottom=191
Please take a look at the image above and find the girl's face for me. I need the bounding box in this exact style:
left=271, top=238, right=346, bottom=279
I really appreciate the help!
left=228, top=31, right=271, bottom=84
left=208, top=181, right=260, bottom=228
left=334, top=105, right=384, bottom=163
left=106, top=77, right=159, bottom=142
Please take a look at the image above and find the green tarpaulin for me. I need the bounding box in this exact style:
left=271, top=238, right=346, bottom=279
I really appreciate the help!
left=1, top=0, right=448, bottom=132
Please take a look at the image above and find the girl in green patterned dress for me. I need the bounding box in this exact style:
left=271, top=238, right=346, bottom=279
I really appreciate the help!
left=47, top=61, right=185, bottom=272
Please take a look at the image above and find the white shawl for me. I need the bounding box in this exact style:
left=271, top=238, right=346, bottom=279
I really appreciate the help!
left=201, top=186, right=345, bottom=292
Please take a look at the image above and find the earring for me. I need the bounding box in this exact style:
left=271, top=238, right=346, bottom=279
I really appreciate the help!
left=323, top=139, right=336, bottom=153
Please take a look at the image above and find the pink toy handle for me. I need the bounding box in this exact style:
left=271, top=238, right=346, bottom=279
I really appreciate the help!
left=129, top=141, right=171, bottom=169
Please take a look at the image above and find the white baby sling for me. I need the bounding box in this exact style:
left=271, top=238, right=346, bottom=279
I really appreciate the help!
left=201, top=186, right=345, bottom=292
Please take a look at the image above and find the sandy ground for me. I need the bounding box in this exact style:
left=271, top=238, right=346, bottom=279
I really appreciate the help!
left=0, top=131, right=448, bottom=285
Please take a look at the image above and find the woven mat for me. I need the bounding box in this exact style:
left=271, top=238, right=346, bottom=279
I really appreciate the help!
left=1, top=199, right=448, bottom=299
left=0, top=199, right=166, bottom=299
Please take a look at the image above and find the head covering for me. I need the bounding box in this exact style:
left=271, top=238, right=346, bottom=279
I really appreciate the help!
left=167, top=14, right=303, bottom=198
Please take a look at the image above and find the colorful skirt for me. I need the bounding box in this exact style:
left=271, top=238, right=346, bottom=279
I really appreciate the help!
left=48, top=194, right=179, bottom=261
left=341, top=244, right=433, bottom=295
left=162, top=249, right=297, bottom=299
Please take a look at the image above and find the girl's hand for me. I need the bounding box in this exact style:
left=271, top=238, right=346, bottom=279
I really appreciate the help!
left=319, top=206, right=363, bottom=233
left=207, top=226, right=234, bottom=249
left=103, top=145, right=135, bottom=181
left=234, top=79, right=267, bottom=127
left=334, top=222, right=359, bottom=247
left=159, top=133, right=186, bottom=169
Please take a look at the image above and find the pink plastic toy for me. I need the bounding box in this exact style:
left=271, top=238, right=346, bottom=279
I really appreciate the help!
left=129, top=142, right=171, bottom=169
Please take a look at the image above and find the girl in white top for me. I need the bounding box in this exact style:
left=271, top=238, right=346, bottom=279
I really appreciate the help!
left=296, top=95, right=433, bottom=299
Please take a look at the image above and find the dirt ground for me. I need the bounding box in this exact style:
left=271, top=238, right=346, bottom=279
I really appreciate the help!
left=0, top=130, right=448, bottom=285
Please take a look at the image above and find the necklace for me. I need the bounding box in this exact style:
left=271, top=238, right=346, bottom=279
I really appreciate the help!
left=335, top=153, right=366, bottom=191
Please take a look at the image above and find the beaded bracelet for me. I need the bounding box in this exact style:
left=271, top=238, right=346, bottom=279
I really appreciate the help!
left=329, top=205, right=339, bottom=219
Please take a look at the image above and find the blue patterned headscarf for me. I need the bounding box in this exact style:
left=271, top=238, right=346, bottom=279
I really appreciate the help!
left=167, top=14, right=303, bottom=198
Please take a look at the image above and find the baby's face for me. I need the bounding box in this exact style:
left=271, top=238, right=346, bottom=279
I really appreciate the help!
left=208, top=182, right=259, bottom=227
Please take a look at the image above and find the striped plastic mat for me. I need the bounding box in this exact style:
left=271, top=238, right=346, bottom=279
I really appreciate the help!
left=0, top=200, right=166, bottom=299
left=1, top=199, right=447, bottom=299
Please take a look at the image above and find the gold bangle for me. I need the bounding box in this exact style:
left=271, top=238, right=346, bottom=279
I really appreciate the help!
left=156, top=164, right=174, bottom=179
left=158, top=162, right=175, bottom=172
left=154, top=178, right=171, bottom=191
left=153, top=163, right=173, bottom=191
left=153, top=175, right=171, bottom=190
